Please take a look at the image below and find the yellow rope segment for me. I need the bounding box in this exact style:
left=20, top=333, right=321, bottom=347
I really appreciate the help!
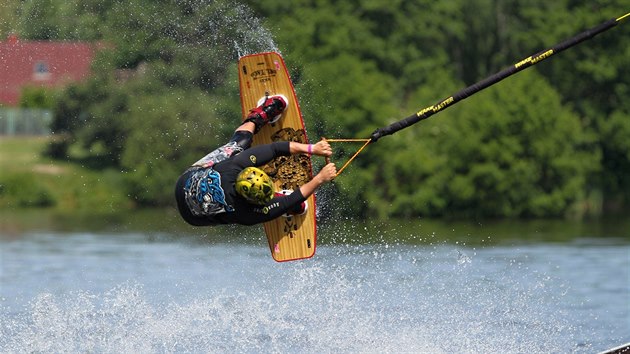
left=325, top=139, right=372, bottom=143
left=617, top=12, right=630, bottom=22
left=321, top=138, right=371, bottom=177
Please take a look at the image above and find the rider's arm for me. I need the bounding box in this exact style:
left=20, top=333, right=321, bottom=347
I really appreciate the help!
left=289, top=140, right=332, bottom=157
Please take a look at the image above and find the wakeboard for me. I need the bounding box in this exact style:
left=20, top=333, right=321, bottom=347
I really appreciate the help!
left=237, top=52, right=317, bottom=262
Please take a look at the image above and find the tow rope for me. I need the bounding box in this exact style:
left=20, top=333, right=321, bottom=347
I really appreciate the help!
left=326, top=12, right=629, bottom=176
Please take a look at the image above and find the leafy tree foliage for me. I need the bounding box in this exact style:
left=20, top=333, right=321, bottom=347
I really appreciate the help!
left=10, top=0, right=627, bottom=217
left=0, top=0, right=20, bottom=40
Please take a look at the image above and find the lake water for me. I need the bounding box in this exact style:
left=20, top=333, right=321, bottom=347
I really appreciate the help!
left=0, top=212, right=628, bottom=353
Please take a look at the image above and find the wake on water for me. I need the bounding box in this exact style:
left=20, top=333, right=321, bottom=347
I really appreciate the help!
left=1, top=243, right=583, bottom=353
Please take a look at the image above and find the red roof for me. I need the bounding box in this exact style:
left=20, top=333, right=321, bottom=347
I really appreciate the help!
left=0, top=35, right=95, bottom=106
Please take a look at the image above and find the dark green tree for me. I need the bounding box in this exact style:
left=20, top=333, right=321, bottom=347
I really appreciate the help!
left=14, top=0, right=626, bottom=216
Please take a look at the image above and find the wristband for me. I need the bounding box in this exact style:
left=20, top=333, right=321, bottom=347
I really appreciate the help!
left=307, top=144, right=313, bottom=155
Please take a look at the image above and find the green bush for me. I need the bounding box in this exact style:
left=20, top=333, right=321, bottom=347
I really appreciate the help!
left=0, top=173, right=56, bottom=208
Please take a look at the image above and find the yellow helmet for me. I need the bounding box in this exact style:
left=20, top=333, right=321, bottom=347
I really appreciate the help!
left=235, top=167, right=274, bottom=205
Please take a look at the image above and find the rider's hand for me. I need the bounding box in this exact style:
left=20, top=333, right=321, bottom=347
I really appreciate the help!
left=316, top=163, right=337, bottom=183
left=312, top=140, right=332, bottom=157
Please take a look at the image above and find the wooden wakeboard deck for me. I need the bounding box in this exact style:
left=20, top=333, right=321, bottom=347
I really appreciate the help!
left=238, top=52, right=317, bottom=262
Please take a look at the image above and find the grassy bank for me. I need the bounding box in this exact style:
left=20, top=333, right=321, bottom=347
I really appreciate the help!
left=0, top=136, right=133, bottom=212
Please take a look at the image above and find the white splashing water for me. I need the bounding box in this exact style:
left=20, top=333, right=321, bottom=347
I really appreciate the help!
left=2, top=237, right=608, bottom=353
left=204, top=1, right=278, bottom=58
left=2, top=267, right=440, bottom=353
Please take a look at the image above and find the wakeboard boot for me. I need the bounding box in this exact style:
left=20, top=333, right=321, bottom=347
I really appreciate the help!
left=245, top=95, right=288, bottom=132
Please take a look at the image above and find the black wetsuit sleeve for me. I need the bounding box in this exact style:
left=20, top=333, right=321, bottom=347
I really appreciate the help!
left=220, top=189, right=307, bottom=226
left=229, top=141, right=291, bottom=169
